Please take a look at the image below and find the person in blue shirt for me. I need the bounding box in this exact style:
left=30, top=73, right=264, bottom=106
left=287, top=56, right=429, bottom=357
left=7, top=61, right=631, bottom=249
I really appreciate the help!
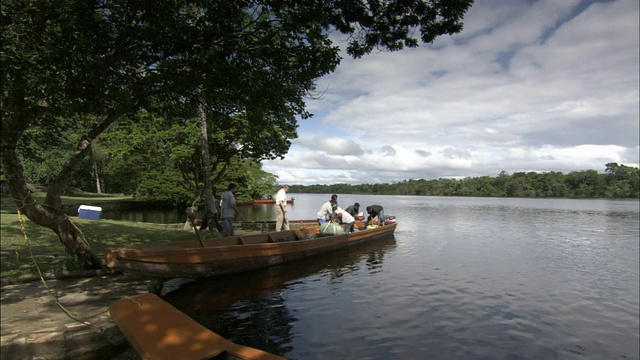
left=221, top=183, right=242, bottom=236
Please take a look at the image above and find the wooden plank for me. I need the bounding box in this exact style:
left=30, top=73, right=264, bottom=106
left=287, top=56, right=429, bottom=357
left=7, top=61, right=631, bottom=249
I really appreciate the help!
left=109, top=293, right=286, bottom=360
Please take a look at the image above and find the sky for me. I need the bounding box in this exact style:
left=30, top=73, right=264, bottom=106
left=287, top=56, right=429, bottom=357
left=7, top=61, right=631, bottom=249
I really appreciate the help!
left=262, top=0, right=640, bottom=185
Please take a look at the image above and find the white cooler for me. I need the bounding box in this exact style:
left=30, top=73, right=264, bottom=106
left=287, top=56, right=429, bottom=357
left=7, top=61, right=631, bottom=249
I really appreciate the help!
left=78, top=205, right=102, bottom=220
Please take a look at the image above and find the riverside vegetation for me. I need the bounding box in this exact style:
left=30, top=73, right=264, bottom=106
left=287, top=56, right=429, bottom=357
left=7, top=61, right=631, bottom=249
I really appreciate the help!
left=290, top=162, right=640, bottom=199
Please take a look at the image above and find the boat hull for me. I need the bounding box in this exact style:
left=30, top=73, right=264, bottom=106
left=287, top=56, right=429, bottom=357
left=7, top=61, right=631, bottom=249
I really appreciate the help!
left=236, top=218, right=371, bottom=232
left=237, top=198, right=295, bottom=206
left=109, top=293, right=285, bottom=360
left=105, top=223, right=396, bottom=278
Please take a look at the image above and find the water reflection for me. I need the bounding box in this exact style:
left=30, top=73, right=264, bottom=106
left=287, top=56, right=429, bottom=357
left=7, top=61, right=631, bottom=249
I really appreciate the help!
left=162, top=235, right=397, bottom=357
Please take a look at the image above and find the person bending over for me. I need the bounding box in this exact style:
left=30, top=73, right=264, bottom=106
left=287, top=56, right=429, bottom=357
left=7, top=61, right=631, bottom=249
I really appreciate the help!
left=316, top=197, right=337, bottom=224
left=365, top=204, right=384, bottom=227
left=335, top=207, right=356, bottom=233
left=345, top=202, right=360, bottom=218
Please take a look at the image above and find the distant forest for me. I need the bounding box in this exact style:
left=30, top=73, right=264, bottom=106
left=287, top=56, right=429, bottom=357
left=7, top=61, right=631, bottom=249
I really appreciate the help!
left=288, top=163, right=640, bottom=199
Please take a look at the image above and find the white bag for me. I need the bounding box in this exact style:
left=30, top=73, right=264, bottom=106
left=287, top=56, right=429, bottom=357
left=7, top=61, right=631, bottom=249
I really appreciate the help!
left=319, top=221, right=345, bottom=235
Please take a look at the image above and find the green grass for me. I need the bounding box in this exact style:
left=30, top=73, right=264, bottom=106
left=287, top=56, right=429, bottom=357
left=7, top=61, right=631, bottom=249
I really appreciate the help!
left=0, top=191, right=253, bottom=278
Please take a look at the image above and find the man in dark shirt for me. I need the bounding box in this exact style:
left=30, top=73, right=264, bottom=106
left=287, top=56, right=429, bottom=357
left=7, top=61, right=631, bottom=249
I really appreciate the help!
left=345, top=203, right=360, bottom=218
left=366, top=204, right=384, bottom=226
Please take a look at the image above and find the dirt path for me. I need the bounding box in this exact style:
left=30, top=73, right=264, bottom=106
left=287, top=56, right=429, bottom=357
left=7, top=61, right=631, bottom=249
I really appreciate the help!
left=1, top=274, right=155, bottom=360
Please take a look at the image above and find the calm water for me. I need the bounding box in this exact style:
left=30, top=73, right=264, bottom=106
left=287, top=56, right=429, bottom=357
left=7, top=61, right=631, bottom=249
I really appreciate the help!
left=126, top=195, right=640, bottom=360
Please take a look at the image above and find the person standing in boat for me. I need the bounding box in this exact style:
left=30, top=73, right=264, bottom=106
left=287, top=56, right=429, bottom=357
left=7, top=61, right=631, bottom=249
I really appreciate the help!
left=275, top=185, right=290, bottom=231
left=365, top=204, right=385, bottom=227
left=335, top=207, right=356, bottom=233
left=316, top=196, right=337, bottom=224
left=331, top=194, right=338, bottom=209
left=345, top=202, right=360, bottom=218
left=221, top=183, right=242, bottom=237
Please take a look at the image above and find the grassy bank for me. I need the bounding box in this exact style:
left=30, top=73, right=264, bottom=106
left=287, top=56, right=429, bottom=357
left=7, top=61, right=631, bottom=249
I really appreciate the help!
left=1, top=192, right=233, bottom=278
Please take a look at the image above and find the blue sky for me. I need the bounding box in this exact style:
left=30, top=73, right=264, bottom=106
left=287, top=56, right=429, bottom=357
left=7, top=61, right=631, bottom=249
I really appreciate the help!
left=262, top=0, right=639, bottom=185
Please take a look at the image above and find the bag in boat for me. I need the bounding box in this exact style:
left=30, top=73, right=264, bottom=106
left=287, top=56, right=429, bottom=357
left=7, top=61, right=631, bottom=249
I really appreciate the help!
left=383, top=215, right=396, bottom=225
left=319, top=221, right=345, bottom=236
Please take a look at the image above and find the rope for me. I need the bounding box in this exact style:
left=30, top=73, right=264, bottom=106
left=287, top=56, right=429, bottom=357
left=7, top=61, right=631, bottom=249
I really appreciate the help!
left=15, top=194, right=106, bottom=332
left=123, top=296, right=143, bottom=307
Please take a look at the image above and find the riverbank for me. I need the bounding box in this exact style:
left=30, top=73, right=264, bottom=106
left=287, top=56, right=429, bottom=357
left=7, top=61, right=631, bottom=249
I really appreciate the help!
left=1, top=273, right=154, bottom=360
left=0, top=192, right=271, bottom=359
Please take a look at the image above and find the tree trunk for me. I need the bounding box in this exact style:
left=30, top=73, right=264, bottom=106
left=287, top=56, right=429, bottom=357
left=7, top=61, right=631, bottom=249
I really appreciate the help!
left=92, top=148, right=102, bottom=194
left=1, top=144, right=104, bottom=269
left=197, top=93, right=220, bottom=232
left=1, top=108, right=115, bottom=269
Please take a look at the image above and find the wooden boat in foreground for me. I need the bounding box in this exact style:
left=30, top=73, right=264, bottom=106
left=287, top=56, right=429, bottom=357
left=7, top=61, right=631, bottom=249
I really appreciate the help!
left=104, top=222, right=396, bottom=278
left=109, top=293, right=285, bottom=360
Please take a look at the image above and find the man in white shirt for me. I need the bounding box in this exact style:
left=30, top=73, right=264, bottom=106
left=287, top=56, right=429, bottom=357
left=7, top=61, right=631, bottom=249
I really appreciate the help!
left=316, top=197, right=337, bottom=224
left=335, top=207, right=355, bottom=233
left=274, top=185, right=289, bottom=231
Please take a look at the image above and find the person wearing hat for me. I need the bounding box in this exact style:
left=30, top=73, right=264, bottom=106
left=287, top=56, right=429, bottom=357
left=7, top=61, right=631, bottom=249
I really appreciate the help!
left=316, top=196, right=337, bottom=224
left=274, top=185, right=290, bottom=231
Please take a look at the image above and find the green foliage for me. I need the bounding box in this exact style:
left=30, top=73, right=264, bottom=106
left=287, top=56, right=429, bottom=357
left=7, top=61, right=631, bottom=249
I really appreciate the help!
left=288, top=163, right=640, bottom=199
left=15, top=109, right=288, bottom=205
left=4, top=0, right=474, bottom=196
left=2, top=0, right=475, bottom=263
left=135, top=168, right=193, bottom=205
left=3, top=0, right=474, bottom=154
left=97, top=111, right=199, bottom=200
left=219, top=159, right=279, bottom=200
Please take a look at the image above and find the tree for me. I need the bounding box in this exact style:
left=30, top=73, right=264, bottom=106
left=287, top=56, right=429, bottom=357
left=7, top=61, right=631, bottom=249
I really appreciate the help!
left=2, top=0, right=474, bottom=268
left=605, top=162, right=639, bottom=198
left=97, top=112, right=280, bottom=205
left=565, top=170, right=602, bottom=198
left=219, top=159, right=279, bottom=201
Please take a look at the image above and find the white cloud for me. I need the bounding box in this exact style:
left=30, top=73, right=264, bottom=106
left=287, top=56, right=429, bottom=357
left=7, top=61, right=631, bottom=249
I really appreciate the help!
left=263, top=0, right=640, bottom=184
left=296, top=137, right=364, bottom=156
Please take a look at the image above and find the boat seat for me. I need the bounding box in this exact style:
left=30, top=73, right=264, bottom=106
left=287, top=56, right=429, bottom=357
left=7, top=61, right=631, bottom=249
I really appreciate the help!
left=237, top=236, right=269, bottom=245
left=212, top=237, right=242, bottom=246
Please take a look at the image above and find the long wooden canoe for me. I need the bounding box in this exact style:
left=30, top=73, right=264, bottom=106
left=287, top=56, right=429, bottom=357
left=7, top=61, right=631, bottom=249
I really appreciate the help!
left=109, top=293, right=285, bottom=360
left=104, top=223, right=396, bottom=278
left=236, top=218, right=370, bottom=232
left=236, top=198, right=295, bottom=206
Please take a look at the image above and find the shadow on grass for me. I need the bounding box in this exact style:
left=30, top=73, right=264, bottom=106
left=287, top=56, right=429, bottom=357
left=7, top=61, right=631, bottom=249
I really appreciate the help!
left=0, top=273, right=152, bottom=307
left=79, top=220, right=205, bottom=253
left=1, top=215, right=211, bottom=277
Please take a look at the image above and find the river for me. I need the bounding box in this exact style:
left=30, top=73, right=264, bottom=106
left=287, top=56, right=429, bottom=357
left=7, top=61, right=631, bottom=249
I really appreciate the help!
left=119, top=194, right=640, bottom=359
